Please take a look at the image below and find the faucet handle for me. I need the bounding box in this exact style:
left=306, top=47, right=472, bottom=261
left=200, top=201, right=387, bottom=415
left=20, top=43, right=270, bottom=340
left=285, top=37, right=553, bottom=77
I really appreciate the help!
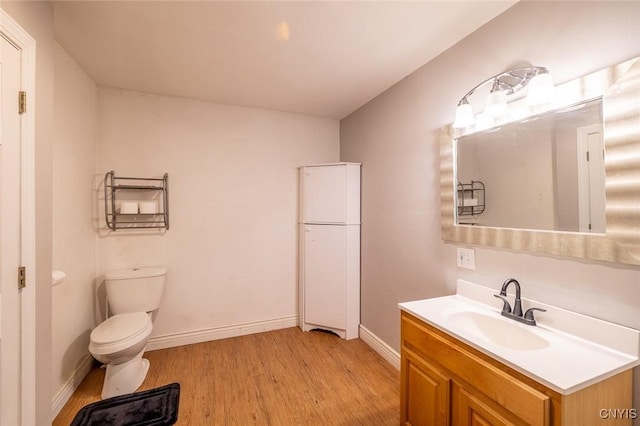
left=524, top=307, right=547, bottom=324
left=493, top=294, right=512, bottom=314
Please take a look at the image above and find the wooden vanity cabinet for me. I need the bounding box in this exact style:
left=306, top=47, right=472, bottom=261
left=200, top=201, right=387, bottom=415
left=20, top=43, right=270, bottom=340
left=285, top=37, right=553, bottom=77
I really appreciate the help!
left=400, top=311, right=633, bottom=426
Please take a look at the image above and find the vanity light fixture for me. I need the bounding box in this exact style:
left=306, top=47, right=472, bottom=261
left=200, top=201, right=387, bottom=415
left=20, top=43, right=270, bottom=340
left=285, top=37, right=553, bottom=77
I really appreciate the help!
left=526, top=71, right=555, bottom=106
left=453, top=65, right=554, bottom=129
left=452, top=98, right=475, bottom=128
left=485, top=79, right=508, bottom=118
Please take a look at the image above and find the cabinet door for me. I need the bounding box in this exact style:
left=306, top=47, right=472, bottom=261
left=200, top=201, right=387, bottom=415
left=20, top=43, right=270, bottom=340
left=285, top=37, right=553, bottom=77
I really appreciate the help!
left=303, top=225, right=346, bottom=329
left=453, top=384, right=518, bottom=426
left=302, top=166, right=347, bottom=223
left=401, top=349, right=451, bottom=426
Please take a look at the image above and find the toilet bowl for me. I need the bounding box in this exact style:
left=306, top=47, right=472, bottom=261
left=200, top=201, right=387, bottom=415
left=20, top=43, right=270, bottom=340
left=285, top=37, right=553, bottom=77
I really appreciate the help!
left=89, top=266, right=166, bottom=399
left=89, top=312, right=153, bottom=398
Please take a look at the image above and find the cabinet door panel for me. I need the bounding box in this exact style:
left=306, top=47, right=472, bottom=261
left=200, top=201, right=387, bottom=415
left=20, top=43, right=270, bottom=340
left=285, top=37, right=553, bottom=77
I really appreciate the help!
left=453, top=385, right=520, bottom=426
left=401, top=349, right=450, bottom=426
left=303, top=225, right=346, bottom=329
left=302, top=166, right=347, bottom=223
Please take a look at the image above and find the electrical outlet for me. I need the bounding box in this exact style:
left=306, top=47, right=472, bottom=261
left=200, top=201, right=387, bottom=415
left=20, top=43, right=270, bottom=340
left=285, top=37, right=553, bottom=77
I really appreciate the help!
left=456, top=247, right=476, bottom=270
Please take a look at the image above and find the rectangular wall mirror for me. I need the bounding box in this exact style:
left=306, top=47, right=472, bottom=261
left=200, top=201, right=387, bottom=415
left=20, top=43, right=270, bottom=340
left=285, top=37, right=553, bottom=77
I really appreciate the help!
left=456, top=98, right=604, bottom=233
left=441, top=57, right=640, bottom=266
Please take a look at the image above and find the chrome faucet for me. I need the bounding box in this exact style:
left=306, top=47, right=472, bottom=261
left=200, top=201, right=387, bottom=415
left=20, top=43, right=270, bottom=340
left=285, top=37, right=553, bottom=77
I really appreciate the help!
left=494, top=278, right=546, bottom=326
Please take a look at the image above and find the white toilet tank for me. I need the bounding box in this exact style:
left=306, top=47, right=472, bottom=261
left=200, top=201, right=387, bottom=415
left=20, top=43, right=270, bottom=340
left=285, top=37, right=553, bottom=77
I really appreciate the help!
left=105, top=266, right=167, bottom=315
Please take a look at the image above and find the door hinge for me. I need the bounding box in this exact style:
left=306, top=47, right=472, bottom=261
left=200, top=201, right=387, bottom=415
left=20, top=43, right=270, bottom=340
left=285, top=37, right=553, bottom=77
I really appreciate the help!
left=18, top=266, right=26, bottom=289
left=586, top=151, right=590, bottom=162
left=18, top=91, right=27, bottom=114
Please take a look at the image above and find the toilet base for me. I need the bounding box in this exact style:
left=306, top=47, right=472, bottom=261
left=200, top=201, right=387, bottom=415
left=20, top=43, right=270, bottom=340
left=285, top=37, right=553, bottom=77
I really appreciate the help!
left=101, top=354, right=150, bottom=399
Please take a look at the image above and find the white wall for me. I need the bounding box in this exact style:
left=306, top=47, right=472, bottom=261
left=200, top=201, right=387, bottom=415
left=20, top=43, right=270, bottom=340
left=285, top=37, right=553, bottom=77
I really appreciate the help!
left=96, top=87, right=339, bottom=341
left=340, top=0, right=640, bottom=414
left=51, top=43, right=97, bottom=407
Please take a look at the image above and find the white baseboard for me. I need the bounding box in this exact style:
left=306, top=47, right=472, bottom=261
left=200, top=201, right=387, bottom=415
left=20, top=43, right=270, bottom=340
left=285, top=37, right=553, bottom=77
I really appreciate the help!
left=51, top=354, right=95, bottom=420
left=359, top=324, right=401, bottom=370
left=146, top=315, right=299, bottom=351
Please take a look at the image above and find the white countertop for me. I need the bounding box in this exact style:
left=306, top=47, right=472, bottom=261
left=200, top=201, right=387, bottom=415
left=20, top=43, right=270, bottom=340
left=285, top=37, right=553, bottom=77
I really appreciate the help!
left=399, top=280, right=640, bottom=395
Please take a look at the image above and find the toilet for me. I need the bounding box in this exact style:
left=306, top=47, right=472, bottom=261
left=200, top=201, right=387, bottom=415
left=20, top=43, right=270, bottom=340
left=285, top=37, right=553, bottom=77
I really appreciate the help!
left=89, top=266, right=167, bottom=399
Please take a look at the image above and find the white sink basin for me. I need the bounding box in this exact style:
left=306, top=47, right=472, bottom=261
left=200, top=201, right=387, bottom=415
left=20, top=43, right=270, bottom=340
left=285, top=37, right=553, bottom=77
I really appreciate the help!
left=399, top=279, right=640, bottom=394
left=445, top=310, right=550, bottom=351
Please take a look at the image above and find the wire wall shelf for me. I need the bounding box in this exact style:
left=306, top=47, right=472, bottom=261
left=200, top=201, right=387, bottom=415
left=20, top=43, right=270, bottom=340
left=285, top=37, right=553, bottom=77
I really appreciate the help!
left=457, top=180, right=485, bottom=218
left=104, top=170, right=169, bottom=231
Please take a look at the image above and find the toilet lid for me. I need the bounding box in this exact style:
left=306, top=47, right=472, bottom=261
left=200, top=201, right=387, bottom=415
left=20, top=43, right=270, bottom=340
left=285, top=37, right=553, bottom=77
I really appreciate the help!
left=91, top=312, right=151, bottom=345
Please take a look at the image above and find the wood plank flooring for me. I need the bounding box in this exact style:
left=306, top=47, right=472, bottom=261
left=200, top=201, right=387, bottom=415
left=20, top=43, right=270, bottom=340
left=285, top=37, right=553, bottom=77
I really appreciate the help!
left=54, top=327, right=400, bottom=425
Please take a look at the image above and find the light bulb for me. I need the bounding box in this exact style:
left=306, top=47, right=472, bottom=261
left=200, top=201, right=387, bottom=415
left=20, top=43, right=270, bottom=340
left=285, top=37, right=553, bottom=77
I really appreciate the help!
left=526, top=72, right=554, bottom=106
left=485, top=89, right=507, bottom=118
left=453, top=102, right=475, bottom=129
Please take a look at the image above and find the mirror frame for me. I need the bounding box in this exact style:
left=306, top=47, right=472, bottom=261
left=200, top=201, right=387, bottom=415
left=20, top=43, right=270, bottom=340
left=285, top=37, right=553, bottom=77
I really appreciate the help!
left=441, top=57, right=640, bottom=266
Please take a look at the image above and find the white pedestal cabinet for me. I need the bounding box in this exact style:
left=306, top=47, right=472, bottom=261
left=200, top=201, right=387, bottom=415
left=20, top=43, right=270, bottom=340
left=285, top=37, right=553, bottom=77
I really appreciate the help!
left=299, top=163, right=361, bottom=340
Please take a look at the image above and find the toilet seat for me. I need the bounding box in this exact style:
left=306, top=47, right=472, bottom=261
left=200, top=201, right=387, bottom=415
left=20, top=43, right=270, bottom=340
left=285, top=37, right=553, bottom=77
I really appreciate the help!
left=89, top=312, right=152, bottom=356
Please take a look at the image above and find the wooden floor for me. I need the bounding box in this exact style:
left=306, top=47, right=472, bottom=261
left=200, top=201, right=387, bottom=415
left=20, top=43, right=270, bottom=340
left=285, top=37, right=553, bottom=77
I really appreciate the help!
left=54, top=327, right=400, bottom=425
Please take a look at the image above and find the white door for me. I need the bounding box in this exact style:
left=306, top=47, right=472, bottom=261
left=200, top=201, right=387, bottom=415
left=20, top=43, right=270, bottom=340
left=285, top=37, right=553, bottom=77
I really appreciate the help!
left=303, top=224, right=346, bottom=330
left=577, top=124, right=606, bottom=233
left=0, top=31, right=23, bottom=425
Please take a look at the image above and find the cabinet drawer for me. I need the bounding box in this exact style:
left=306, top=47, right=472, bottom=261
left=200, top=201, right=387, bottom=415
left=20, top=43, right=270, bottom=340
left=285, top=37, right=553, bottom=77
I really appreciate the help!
left=401, top=312, right=550, bottom=425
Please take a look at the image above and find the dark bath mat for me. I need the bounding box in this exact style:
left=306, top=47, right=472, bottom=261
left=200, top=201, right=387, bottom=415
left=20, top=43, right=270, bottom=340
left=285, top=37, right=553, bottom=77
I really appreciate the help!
left=71, top=383, right=180, bottom=426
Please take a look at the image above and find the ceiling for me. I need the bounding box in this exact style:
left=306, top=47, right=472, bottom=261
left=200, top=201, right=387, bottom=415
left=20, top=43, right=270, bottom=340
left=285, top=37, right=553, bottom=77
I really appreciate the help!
left=54, top=1, right=516, bottom=119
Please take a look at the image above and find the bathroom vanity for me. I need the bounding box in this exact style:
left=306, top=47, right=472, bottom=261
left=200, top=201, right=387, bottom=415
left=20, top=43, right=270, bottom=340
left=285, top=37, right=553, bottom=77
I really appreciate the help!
left=399, top=281, right=639, bottom=425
